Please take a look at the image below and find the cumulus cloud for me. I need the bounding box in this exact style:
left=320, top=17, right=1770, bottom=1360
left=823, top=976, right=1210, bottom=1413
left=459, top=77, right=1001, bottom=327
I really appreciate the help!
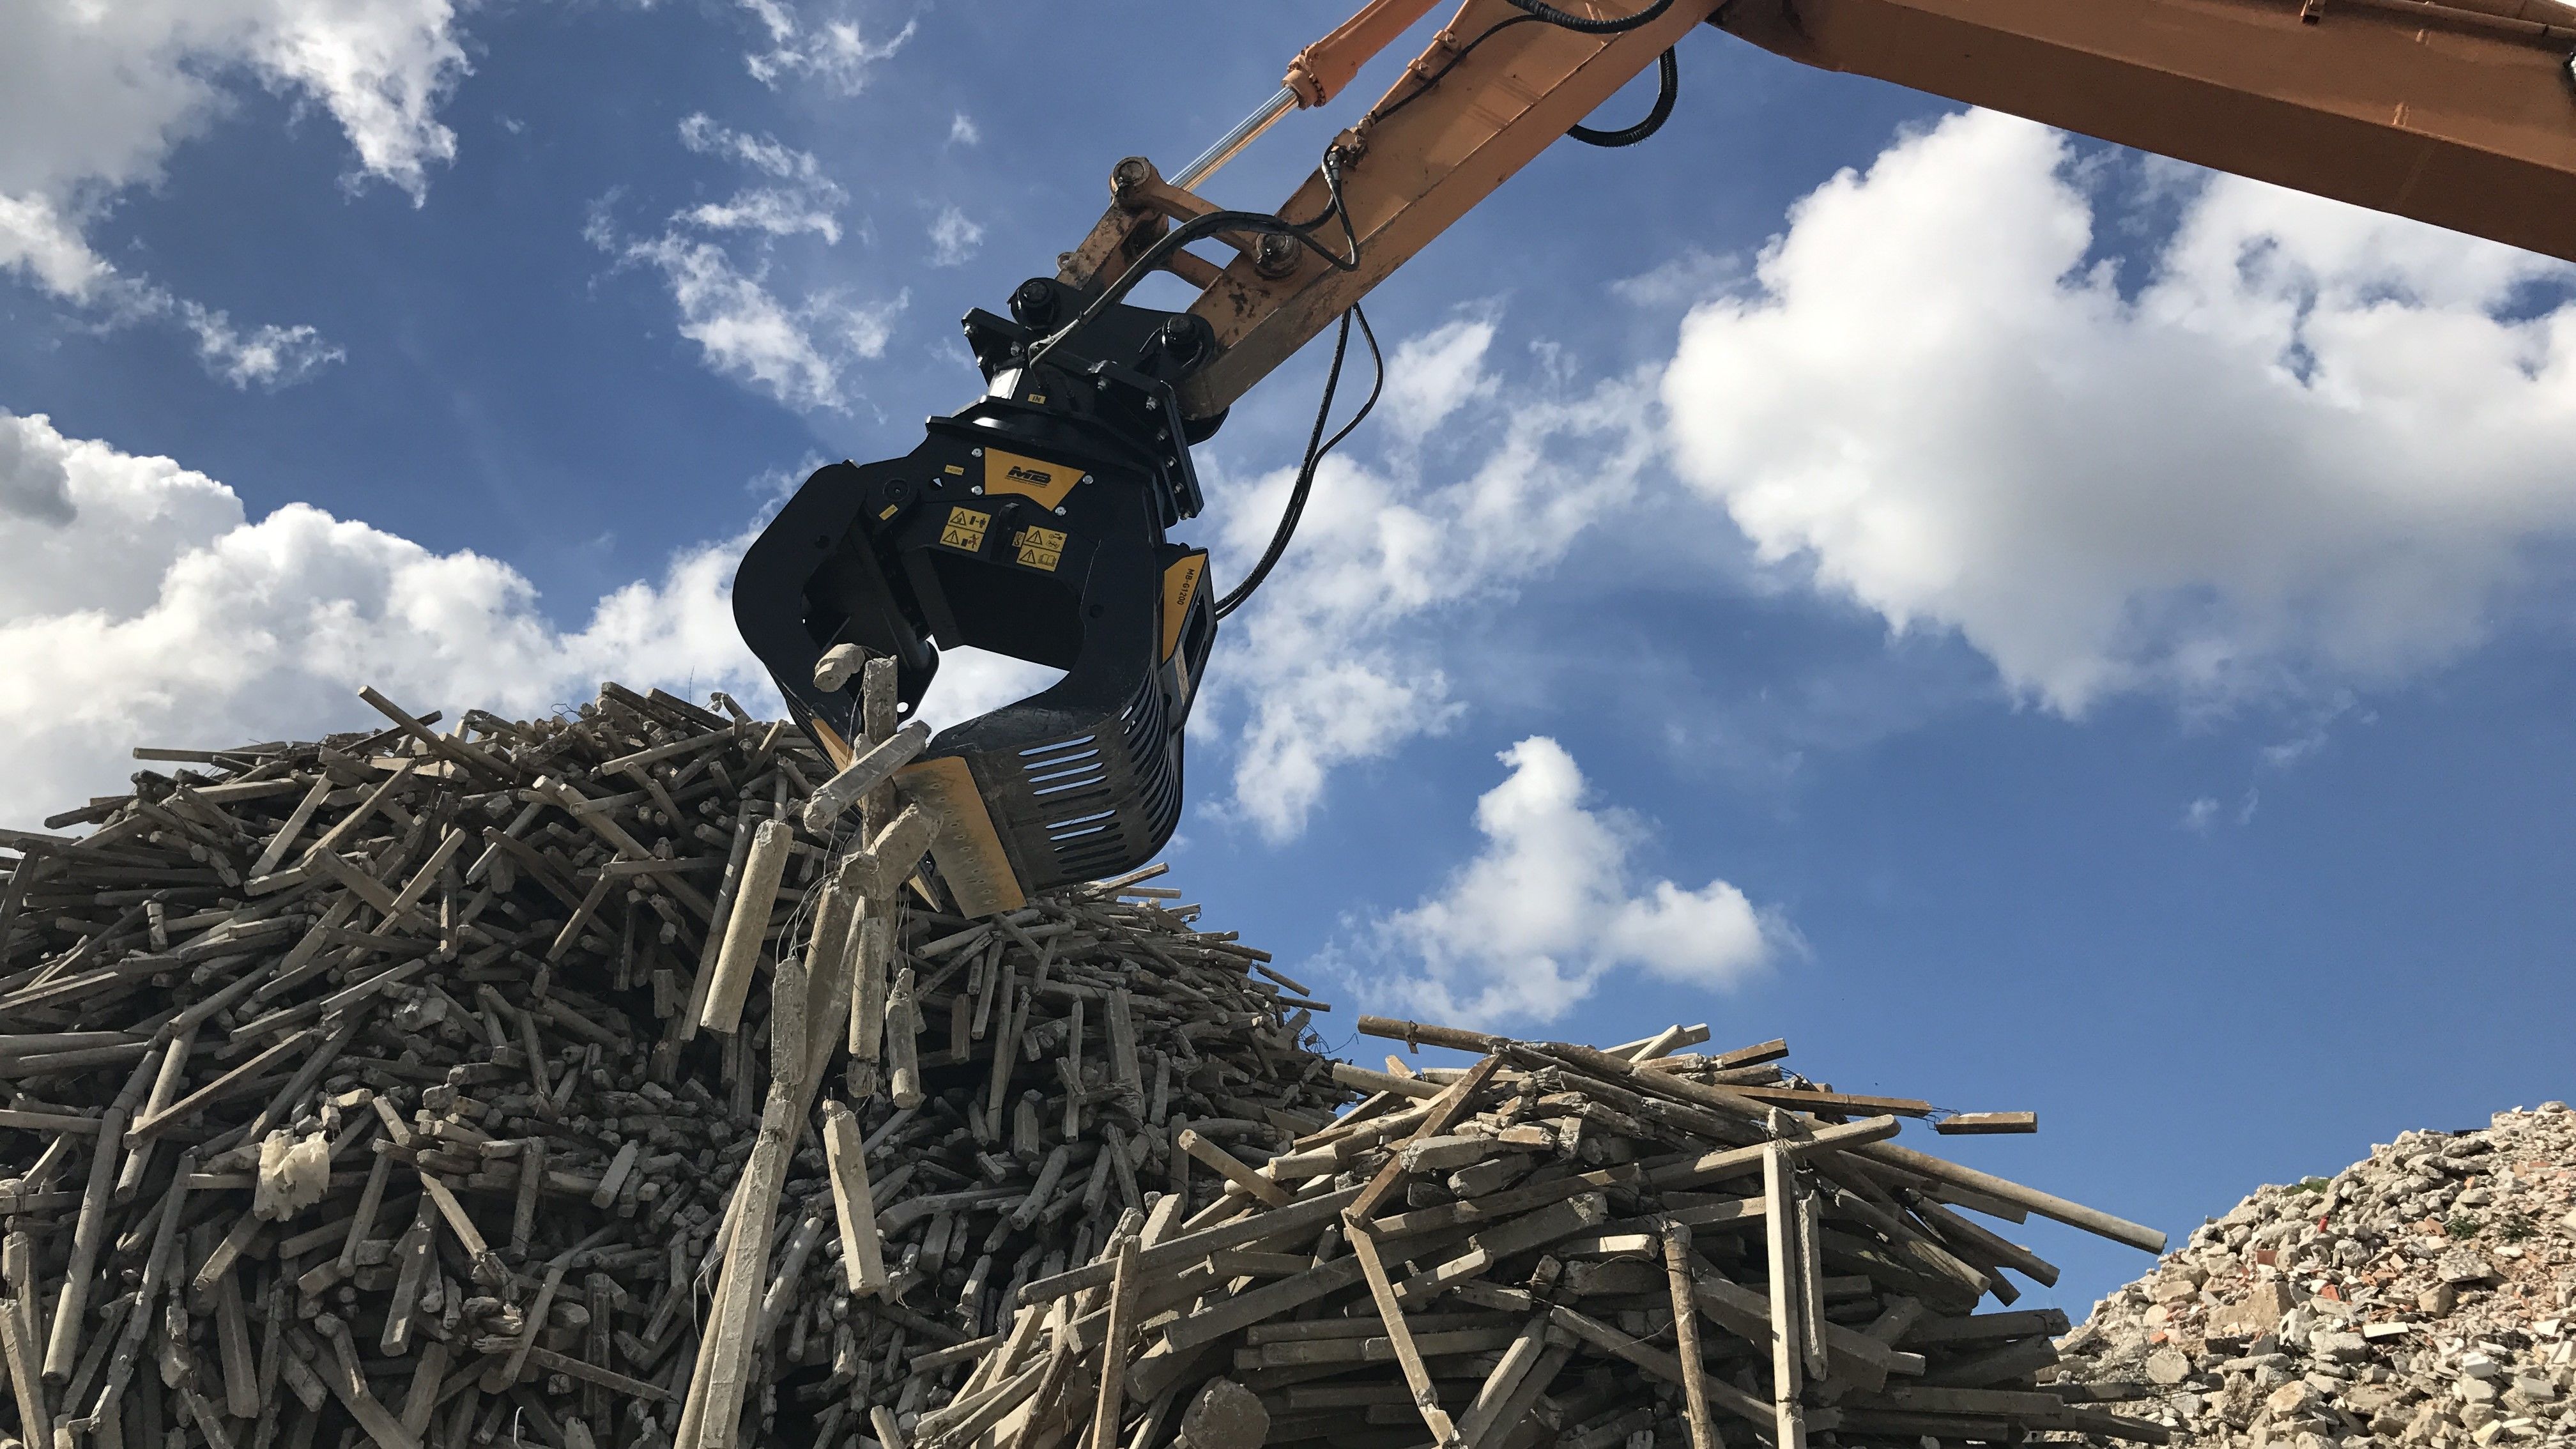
left=0, top=0, right=468, bottom=379
left=1663, top=109, right=2576, bottom=715
left=0, top=409, right=1055, bottom=827
left=0, top=194, right=112, bottom=301
left=1206, top=326, right=1660, bottom=838
left=1336, top=737, right=1777, bottom=1027
left=0, top=408, right=771, bottom=827
left=0, top=413, right=79, bottom=526
left=735, top=0, right=912, bottom=93
left=928, top=206, right=983, bottom=267
left=1208, top=114, right=2576, bottom=842
left=594, top=115, right=901, bottom=410
left=1381, top=317, right=1499, bottom=440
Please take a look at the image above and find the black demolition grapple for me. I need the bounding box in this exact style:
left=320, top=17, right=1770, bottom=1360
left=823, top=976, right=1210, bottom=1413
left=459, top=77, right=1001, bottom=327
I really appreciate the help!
left=733, top=279, right=1223, bottom=915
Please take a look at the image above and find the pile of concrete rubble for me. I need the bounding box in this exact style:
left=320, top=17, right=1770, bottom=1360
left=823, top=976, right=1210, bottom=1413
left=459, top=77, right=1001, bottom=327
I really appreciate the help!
left=0, top=680, right=2176, bottom=1449
left=2057, top=1103, right=2576, bottom=1447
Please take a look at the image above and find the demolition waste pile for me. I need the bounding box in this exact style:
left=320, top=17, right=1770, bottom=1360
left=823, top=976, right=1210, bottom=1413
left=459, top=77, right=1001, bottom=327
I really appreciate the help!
left=0, top=680, right=2188, bottom=1449
left=2060, top=1103, right=2576, bottom=1447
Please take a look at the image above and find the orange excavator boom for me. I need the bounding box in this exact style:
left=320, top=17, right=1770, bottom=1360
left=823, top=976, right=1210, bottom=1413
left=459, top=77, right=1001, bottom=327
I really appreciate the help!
left=734, top=0, right=2576, bottom=915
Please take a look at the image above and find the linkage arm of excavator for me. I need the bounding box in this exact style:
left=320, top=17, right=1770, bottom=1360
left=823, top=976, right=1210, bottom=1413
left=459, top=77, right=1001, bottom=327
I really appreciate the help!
left=737, top=0, right=2576, bottom=916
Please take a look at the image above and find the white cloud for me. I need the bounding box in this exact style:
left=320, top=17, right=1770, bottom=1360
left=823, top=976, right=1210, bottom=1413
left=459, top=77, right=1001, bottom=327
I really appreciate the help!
left=735, top=0, right=912, bottom=93
left=613, top=234, right=897, bottom=411
left=0, top=194, right=113, bottom=300
left=916, top=648, right=1062, bottom=731
left=1340, top=737, right=1777, bottom=1027
left=2181, top=789, right=2260, bottom=831
left=181, top=304, right=346, bottom=388
left=948, top=114, right=981, bottom=147
left=1611, top=247, right=1741, bottom=310
left=0, top=409, right=772, bottom=829
left=1206, top=332, right=1660, bottom=838
left=1202, top=112, right=2576, bottom=847
left=0, top=409, right=1053, bottom=828
left=0, top=413, right=79, bottom=526
left=680, top=190, right=846, bottom=242
left=678, top=114, right=806, bottom=179
left=0, top=0, right=464, bottom=203
left=928, top=206, right=983, bottom=267
left=1663, top=109, right=2576, bottom=716
left=1381, top=317, right=1498, bottom=440
left=0, top=0, right=467, bottom=380
left=674, top=116, right=846, bottom=240
left=594, top=114, right=900, bottom=410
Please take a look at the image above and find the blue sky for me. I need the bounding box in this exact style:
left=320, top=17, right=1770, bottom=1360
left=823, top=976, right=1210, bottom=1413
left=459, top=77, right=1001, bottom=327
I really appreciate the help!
left=6, top=0, right=2574, bottom=1312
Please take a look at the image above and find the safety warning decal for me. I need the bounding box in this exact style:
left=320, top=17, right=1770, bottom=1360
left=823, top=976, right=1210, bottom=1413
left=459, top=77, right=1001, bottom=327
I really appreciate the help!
left=1013, top=525, right=1066, bottom=572
left=939, top=507, right=992, bottom=551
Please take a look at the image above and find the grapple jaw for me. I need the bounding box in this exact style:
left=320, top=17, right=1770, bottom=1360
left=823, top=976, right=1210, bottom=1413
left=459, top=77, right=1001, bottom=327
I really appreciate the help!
left=732, top=282, right=1222, bottom=914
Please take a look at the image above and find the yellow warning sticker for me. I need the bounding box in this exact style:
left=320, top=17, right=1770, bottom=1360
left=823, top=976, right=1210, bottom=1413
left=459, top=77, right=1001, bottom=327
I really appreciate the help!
left=1013, top=525, right=1067, bottom=572
left=939, top=507, right=992, bottom=551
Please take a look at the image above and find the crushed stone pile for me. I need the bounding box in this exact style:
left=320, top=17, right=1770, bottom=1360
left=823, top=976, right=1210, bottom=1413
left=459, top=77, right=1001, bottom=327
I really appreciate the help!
left=2055, top=1101, right=2576, bottom=1448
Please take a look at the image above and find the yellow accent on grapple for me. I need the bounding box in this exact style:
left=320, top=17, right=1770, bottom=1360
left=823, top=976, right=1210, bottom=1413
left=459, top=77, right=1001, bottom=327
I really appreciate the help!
left=980, top=447, right=1082, bottom=509
left=1160, top=552, right=1207, bottom=662
left=808, top=714, right=855, bottom=771
left=894, top=756, right=1027, bottom=917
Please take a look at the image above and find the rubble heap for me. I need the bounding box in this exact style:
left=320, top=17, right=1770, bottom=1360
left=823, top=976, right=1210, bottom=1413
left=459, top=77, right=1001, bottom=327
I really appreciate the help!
left=2057, top=1102, right=2576, bottom=1447
left=0, top=678, right=2177, bottom=1449
left=898, top=1013, right=2174, bottom=1449
left=0, top=682, right=1345, bottom=1449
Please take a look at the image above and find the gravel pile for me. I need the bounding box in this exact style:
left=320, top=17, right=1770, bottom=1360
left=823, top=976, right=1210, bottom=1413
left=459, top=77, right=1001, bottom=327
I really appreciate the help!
left=2055, top=1103, right=2576, bottom=1447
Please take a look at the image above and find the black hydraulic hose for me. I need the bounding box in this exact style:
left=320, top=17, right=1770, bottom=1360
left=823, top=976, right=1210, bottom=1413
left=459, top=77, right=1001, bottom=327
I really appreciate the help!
left=1568, top=47, right=1678, bottom=146
left=1215, top=305, right=1383, bottom=620
left=1501, top=0, right=1676, bottom=33
left=1024, top=149, right=1360, bottom=381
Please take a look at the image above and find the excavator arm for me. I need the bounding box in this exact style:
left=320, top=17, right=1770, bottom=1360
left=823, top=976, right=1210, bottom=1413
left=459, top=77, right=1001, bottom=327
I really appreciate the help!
left=735, top=0, right=2576, bottom=916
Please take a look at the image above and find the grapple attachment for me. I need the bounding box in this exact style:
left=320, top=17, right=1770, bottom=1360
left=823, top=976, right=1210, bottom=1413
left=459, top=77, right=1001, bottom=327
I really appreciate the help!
left=733, top=281, right=1222, bottom=915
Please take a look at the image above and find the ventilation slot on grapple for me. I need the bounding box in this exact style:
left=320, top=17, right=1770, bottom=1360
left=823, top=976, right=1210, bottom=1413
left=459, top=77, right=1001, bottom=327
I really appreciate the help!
left=1018, top=736, right=1110, bottom=802
left=1045, top=808, right=1118, bottom=841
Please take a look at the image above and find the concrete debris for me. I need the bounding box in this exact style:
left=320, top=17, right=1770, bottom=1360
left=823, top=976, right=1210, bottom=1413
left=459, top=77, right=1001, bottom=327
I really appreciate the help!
left=253, top=1128, right=332, bottom=1222
left=0, top=678, right=2169, bottom=1449
left=2056, top=1101, right=2576, bottom=1447
left=0, top=682, right=1346, bottom=1449
left=894, top=1013, right=2172, bottom=1449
